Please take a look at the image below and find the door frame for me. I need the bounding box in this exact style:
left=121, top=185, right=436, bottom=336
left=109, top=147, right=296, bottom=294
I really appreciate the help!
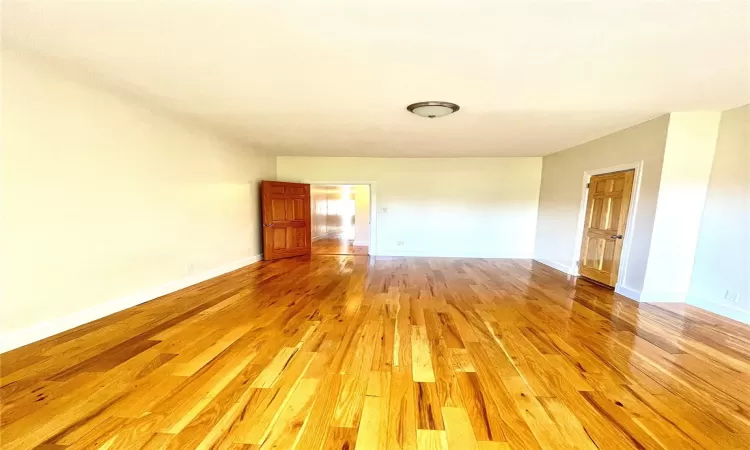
left=305, top=181, right=377, bottom=256
left=571, top=161, right=643, bottom=290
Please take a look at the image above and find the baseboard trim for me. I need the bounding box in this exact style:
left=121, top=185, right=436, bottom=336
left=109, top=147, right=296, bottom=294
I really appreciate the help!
left=533, top=258, right=576, bottom=276
left=639, top=291, right=687, bottom=303
left=614, top=284, right=642, bottom=301
left=0, top=254, right=263, bottom=353
left=377, top=250, right=533, bottom=259
left=688, top=297, right=750, bottom=324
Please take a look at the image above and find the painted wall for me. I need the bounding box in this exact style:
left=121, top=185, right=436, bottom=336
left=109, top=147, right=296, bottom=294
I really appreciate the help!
left=641, top=112, right=721, bottom=302
left=353, top=185, right=370, bottom=246
left=688, top=105, right=750, bottom=323
left=534, top=116, right=670, bottom=293
left=277, top=157, right=542, bottom=258
left=1, top=49, right=276, bottom=347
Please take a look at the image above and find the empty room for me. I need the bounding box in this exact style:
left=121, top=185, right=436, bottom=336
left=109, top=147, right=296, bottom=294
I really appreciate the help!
left=1, top=2, right=749, bottom=450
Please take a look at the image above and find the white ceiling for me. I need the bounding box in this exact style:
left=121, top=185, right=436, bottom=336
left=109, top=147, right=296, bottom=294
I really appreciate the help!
left=3, top=1, right=749, bottom=157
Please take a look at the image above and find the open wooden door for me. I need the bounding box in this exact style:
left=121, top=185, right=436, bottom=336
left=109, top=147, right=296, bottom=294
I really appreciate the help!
left=262, top=181, right=311, bottom=261
left=578, top=170, right=635, bottom=287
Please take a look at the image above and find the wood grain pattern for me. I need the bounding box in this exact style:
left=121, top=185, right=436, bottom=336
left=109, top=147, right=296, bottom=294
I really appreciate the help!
left=262, top=181, right=312, bottom=261
left=579, top=169, right=635, bottom=286
left=312, top=234, right=368, bottom=256
left=2, top=256, right=750, bottom=449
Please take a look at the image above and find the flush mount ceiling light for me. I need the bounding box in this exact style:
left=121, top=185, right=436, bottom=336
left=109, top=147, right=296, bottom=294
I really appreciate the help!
left=406, top=101, right=460, bottom=119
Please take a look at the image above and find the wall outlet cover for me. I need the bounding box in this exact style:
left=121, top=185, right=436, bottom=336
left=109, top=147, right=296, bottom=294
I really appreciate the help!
left=725, top=290, right=740, bottom=303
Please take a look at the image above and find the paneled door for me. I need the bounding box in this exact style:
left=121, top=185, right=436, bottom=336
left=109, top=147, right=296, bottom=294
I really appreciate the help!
left=261, top=181, right=311, bottom=261
left=578, top=170, right=635, bottom=287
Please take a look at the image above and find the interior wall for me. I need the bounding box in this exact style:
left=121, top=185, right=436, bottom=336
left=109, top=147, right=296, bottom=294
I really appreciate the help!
left=688, top=105, right=750, bottom=323
left=533, top=115, right=670, bottom=293
left=353, top=185, right=370, bottom=245
left=641, top=112, right=721, bottom=302
left=277, top=157, right=542, bottom=258
left=1, top=49, right=276, bottom=347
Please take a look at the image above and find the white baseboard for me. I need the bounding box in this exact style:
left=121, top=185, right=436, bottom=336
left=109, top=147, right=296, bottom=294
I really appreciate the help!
left=614, top=284, right=642, bottom=301
left=0, top=254, right=263, bottom=353
left=638, top=291, right=687, bottom=303
left=687, top=297, right=750, bottom=324
left=376, top=249, right=533, bottom=259
left=615, top=286, right=686, bottom=303
left=533, top=258, right=576, bottom=275
left=353, top=241, right=369, bottom=247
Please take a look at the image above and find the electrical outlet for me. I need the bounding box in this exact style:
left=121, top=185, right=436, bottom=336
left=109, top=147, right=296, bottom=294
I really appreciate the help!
left=380, top=207, right=388, bottom=213
left=187, top=263, right=196, bottom=275
left=725, top=290, right=739, bottom=303
left=396, top=240, right=404, bottom=247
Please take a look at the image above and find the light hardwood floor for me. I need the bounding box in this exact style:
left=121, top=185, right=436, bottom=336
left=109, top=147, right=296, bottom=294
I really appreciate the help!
left=312, top=234, right=368, bottom=256
left=1, top=256, right=749, bottom=449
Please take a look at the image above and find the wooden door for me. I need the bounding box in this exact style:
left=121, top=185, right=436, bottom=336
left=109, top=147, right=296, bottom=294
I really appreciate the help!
left=578, top=170, right=635, bottom=287
left=262, top=181, right=311, bottom=261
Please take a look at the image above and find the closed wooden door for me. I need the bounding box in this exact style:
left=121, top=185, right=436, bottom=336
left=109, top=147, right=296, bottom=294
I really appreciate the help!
left=262, top=181, right=311, bottom=261
left=578, top=170, right=635, bottom=287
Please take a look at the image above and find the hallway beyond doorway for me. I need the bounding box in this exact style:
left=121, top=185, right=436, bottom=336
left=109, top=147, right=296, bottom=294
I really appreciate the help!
left=311, top=184, right=370, bottom=255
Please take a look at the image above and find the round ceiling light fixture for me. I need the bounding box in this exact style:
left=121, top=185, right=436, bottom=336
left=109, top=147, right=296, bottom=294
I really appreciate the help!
left=406, top=101, right=460, bottom=119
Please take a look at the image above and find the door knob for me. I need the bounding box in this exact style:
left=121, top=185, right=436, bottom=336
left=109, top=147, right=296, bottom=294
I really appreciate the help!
left=610, top=235, right=623, bottom=239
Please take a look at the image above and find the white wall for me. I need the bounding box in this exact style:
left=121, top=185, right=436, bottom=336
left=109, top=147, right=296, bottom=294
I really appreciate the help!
left=688, top=105, right=750, bottom=323
left=1, top=49, right=276, bottom=350
left=353, top=185, right=370, bottom=246
left=534, top=116, right=670, bottom=293
left=277, top=157, right=542, bottom=258
left=641, top=112, right=721, bottom=302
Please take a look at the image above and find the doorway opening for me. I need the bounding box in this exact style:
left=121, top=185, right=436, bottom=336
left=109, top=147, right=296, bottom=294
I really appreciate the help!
left=311, top=184, right=370, bottom=256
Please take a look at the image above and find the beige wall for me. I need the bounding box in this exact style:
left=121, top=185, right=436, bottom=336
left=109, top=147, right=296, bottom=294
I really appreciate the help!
left=353, top=185, right=370, bottom=245
left=641, top=112, right=721, bottom=301
left=1, top=49, right=276, bottom=345
left=534, top=116, right=670, bottom=292
left=688, top=105, right=750, bottom=322
left=278, top=157, right=542, bottom=257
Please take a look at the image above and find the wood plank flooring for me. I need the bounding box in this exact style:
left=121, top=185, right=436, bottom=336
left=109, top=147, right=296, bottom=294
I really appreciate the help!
left=2, top=256, right=750, bottom=449
left=312, top=234, right=368, bottom=256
